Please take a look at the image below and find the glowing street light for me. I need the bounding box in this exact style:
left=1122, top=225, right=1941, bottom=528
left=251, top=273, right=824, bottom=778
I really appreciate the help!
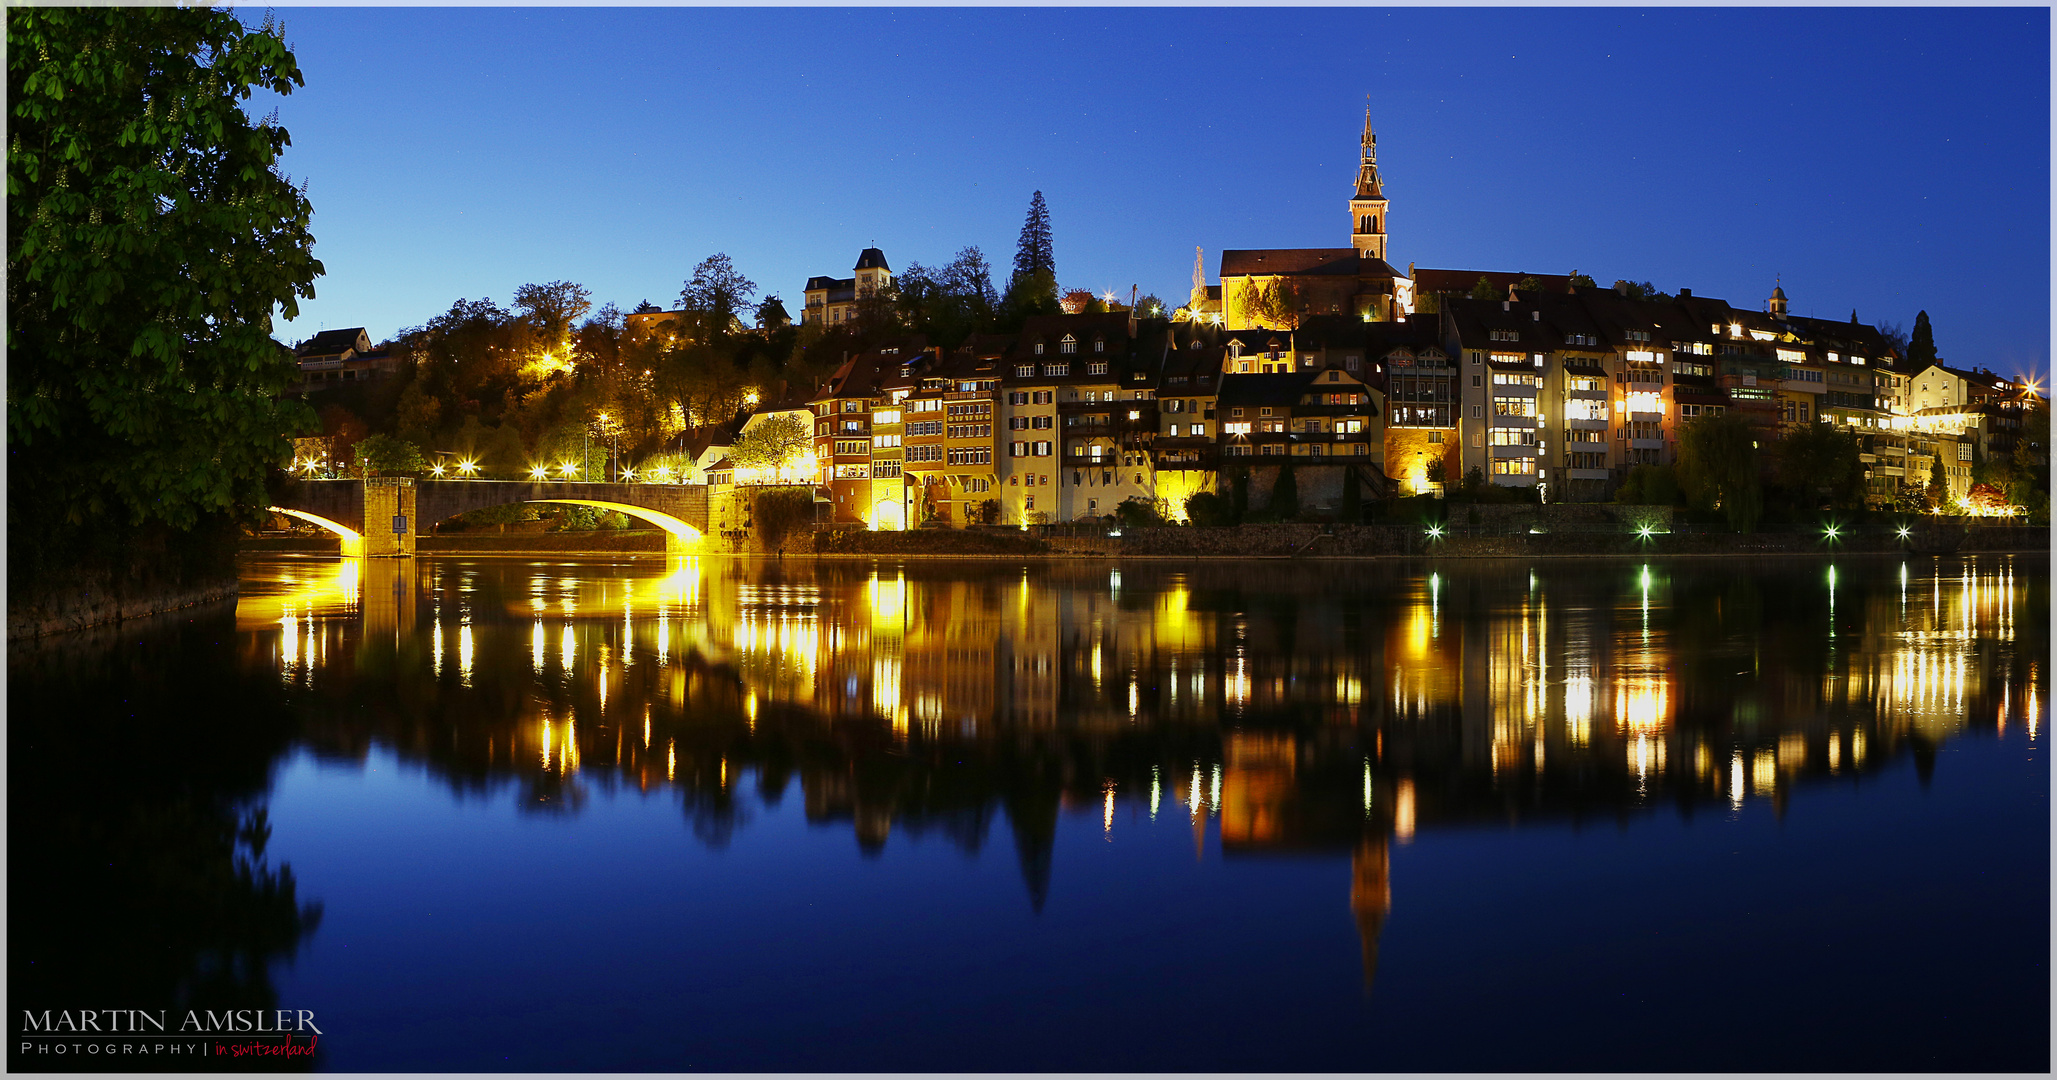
left=1425, top=523, right=1444, bottom=541
left=457, top=459, right=479, bottom=477
left=620, top=467, right=638, bottom=482
left=1896, top=525, right=1912, bottom=541
left=1636, top=523, right=1656, bottom=541
left=558, top=461, right=579, bottom=479
left=529, top=465, right=550, bottom=481
left=1822, top=522, right=1842, bottom=544
left=429, top=463, right=446, bottom=478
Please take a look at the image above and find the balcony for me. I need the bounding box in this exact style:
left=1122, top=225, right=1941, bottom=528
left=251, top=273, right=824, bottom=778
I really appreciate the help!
left=1630, top=438, right=1665, bottom=450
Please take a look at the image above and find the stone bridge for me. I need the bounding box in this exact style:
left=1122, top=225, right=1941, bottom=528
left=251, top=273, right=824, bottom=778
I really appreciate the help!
left=268, top=478, right=710, bottom=556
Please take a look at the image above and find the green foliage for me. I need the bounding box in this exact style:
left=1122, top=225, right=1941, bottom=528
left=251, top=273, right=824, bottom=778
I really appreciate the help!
left=1615, top=463, right=1680, bottom=507
left=395, top=380, right=442, bottom=442
left=1570, top=272, right=1597, bottom=290
left=677, top=254, right=756, bottom=342
left=552, top=504, right=605, bottom=531
left=1927, top=454, right=1948, bottom=502
left=1907, top=310, right=1938, bottom=368
left=1244, top=277, right=1305, bottom=329
left=974, top=498, right=1001, bottom=526
left=514, top=280, right=592, bottom=355
left=1012, top=190, right=1054, bottom=282
left=352, top=434, right=426, bottom=478
left=1184, top=490, right=1237, bottom=526
left=751, top=488, right=815, bottom=553
left=1270, top=463, right=1300, bottom=517
left=1773, top=420, right=1863, bottom=508
left=1515, top=276, right=1543, bottom=295
left=8, top=6, right=322, bottom=543
left=729, top=414, right=812, bottom=471
left=1470, top=276, right=1500, bottom=301
left=1461, top=466, right=1486, bottom=495
left=895, top=247, right=1000, bottom=347
left=1613, top=280, right=1671, bottom=301
left=1114, top=496, right=1165, bottom=529
left=1674, top=414, right=1760, bottom=531
left=1425, top=457, right=1447, bottom=485
left=1000, top=266, right=1060, bottom=329
left=1135, top=293, right=1168, bottom=319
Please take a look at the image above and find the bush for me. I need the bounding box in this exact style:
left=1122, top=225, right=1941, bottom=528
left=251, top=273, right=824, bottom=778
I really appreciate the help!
left=1185, top=490, right=1237, bottom=527
left=1615, top=464, right=1680, bottom=507
left=1115, top=496, right=1165, bottom=530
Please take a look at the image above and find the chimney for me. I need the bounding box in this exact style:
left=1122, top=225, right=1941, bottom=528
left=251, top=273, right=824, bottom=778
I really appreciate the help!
left=1616, top=282, right=1629, bottom=296
left=1679, top=288, right=1692, bottom=298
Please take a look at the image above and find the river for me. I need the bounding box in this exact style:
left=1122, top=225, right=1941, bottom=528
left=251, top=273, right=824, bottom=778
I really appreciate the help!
left=9, top=553, right=2047, bottom=1071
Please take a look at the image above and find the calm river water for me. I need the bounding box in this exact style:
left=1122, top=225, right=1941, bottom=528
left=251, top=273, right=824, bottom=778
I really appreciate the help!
left=9, top=553, right=2048, bottom=1072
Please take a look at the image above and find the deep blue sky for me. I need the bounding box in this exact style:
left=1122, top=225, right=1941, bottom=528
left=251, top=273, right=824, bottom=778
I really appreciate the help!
left=263, top=8, right=2050, bottom=382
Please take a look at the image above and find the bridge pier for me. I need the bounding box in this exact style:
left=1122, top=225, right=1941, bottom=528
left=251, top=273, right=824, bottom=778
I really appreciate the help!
left=361, top=478, right=417, bottom=557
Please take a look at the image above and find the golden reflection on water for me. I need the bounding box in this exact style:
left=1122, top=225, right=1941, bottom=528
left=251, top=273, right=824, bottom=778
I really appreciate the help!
left=239, top=554, right=2042, bottom=835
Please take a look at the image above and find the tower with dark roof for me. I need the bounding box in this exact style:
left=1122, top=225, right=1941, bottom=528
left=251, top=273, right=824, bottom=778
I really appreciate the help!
left=1768, top=279, right=1788, bottom=318
left=1350, top=106, right=1390, bottom=263
left=854, top=247, right=892, bottom=300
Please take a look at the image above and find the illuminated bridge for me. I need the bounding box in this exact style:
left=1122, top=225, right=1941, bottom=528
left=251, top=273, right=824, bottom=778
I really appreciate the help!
left=267, top=478, right=710, bottom=557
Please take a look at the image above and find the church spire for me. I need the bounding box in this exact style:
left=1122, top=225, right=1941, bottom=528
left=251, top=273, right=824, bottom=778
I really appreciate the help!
left=1355, top=102, right=1383, bottom=200
left=1350, top=102, right=1389, bottom=265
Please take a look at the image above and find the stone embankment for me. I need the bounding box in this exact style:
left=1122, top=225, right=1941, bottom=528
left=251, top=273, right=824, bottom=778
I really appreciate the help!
left=235, top=520, right=2045, bottom=562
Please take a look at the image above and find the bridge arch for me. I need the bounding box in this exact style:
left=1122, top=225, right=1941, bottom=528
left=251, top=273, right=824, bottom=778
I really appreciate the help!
left=525, top=499, right=704, bottom=547
left=268, top=506, right=366, bottom=557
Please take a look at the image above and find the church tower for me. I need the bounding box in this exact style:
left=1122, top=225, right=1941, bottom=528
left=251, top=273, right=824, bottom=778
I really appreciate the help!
left=1350, top=107, right=1389, bottom=263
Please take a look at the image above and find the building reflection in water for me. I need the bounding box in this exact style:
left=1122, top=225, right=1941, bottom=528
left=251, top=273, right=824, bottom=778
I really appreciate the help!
left=233, top=553, right=2046, bottom=990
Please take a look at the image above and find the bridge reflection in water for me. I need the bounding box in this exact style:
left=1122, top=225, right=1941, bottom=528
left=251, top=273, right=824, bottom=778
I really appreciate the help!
left=233, top=553, right=2044, bottom=989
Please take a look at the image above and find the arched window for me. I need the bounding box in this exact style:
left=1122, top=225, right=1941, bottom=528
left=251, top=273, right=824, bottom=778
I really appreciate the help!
left=1060, top=334, right=1078, bottom=355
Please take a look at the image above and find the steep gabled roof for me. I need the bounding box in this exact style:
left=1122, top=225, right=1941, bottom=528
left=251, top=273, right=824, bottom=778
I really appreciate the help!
left=298, top=328, right=370, bottom=356
left=1220, top=249, right=1363, bottom=278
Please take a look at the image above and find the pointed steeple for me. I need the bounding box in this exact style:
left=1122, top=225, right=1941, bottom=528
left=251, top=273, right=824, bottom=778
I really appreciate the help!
left=1350, top=101, right=1391, bottom=266
left=1355, top=103, right=1383, bottom=200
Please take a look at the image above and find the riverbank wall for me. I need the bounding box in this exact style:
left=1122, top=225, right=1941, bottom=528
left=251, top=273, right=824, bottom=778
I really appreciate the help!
left=9, top=516, right=243, bottom=640
left=236, top=522, right=2046, bottom=562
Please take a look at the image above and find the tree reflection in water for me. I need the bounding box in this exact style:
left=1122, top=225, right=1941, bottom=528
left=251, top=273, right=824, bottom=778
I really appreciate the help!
left=10, top=606, right=322, bottom=1072
left=230, top=552, right=2044, bottom=992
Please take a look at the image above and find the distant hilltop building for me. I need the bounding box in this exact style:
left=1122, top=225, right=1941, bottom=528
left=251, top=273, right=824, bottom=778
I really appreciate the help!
left=295, top=328, right=401, bottom=388
left=803, top=247, right=892, bottom=328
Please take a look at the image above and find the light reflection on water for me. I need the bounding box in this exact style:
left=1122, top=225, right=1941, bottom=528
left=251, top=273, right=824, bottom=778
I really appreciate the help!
left=233, top=554, right=2045, bottom=825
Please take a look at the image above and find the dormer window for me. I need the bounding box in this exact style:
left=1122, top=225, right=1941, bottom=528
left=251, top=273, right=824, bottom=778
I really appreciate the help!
left=1060, top=335, right=1078, bottom=355
left=1034, top=342, right=1045, bottom=355
left=1093, top=339, right=1105, bottom=353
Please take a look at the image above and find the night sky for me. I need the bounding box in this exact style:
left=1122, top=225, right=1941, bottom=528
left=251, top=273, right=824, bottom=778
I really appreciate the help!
left=262, top=7, right=2049, bottom=383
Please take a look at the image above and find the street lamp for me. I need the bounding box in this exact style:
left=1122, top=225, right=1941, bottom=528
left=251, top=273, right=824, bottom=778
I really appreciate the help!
left=530, top=465, right=549, bottom=481
left=457, top=459, right=479, bottom=477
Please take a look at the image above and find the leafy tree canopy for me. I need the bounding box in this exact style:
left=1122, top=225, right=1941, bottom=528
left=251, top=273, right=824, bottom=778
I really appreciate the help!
left=8, top=6, right=322, bottom=538
left=1675, top=414, right=1762, bottom=531
left=677, top=253, right=756, bottom=342
left=729, top=414, right=812, bottom=471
